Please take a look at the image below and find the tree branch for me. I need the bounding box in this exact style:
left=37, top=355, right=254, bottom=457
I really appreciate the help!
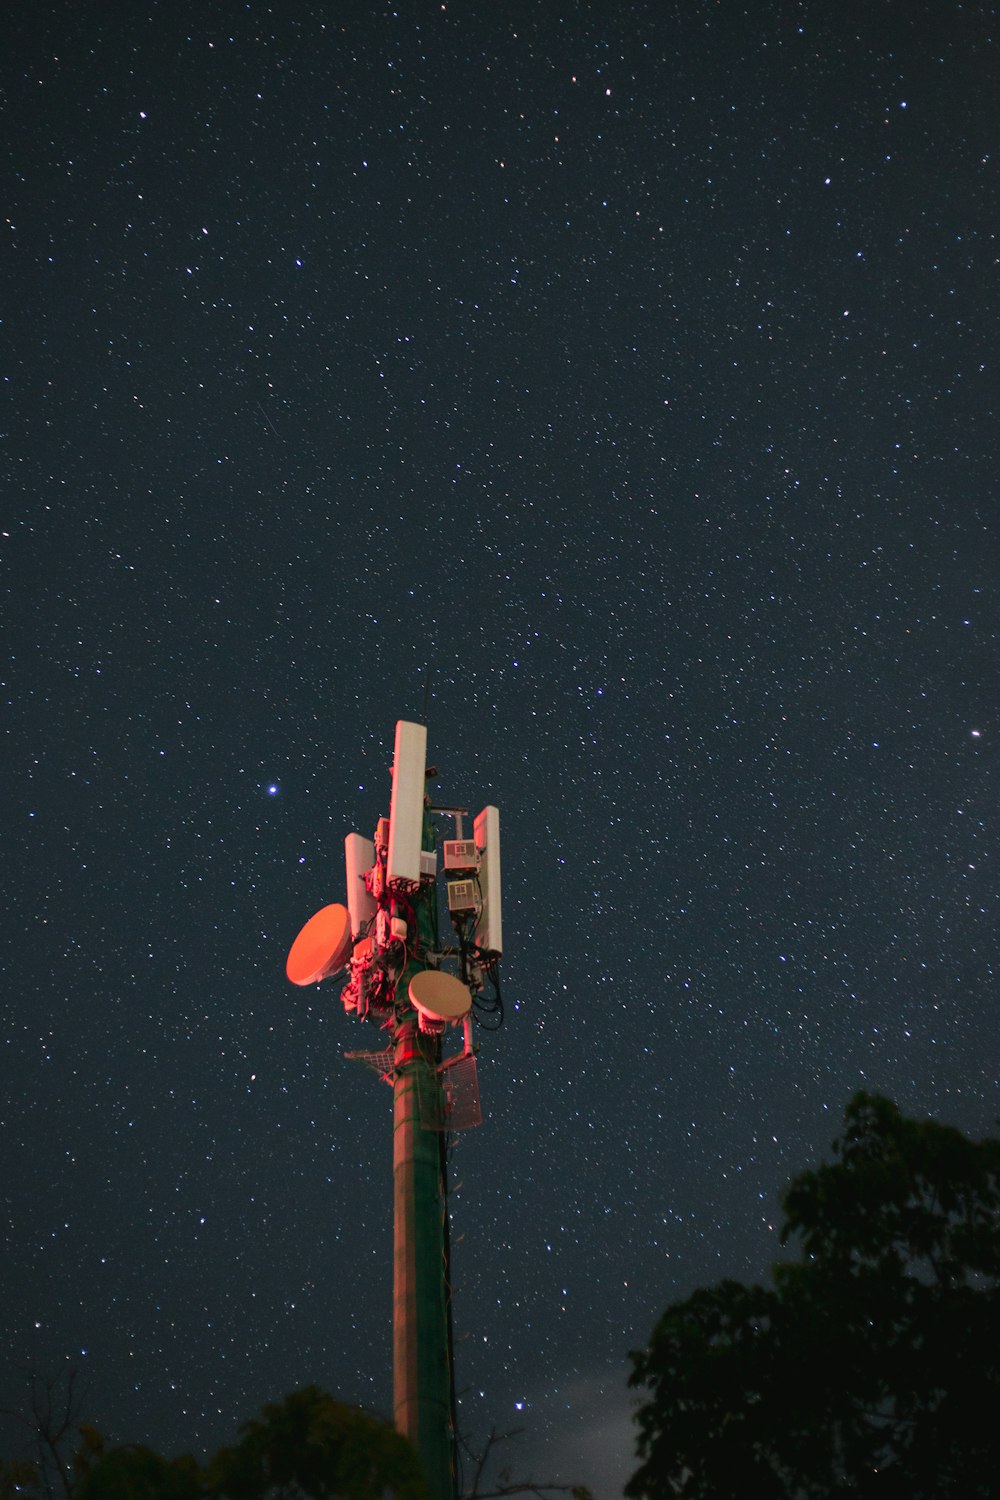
left=458, top=1424, right=591, bottom=1500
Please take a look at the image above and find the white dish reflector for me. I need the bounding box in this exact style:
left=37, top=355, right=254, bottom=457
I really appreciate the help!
left=408, top=969, right=472, bottom=1023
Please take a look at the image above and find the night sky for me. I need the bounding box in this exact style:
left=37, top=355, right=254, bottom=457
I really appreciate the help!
left=3, top=2, right=997, bottom=1495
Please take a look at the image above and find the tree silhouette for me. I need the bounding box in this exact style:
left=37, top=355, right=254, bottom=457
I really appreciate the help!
left=0, top=1368, right=88, bottom=1500
left=3, top=1388, right=428, bottom=1500
left=627, top=1092, right=1000, bottom=1499
left=75, top=1444, right=202, bottom=1500
left=205, top=1386, right=431, bottom=1500
left=4, top=1383, right=588, bottom=1500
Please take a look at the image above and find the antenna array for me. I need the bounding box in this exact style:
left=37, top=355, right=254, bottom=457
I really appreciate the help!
left=283, top=720, right=505, bottom=1500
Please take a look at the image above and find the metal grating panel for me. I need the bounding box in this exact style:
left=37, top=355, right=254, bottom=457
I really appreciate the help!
left=415, top=1064, right=446, bottom=1130
left=442, top=1054, right=483, bottom=1131
left=415, top=1055, right=482, bottom=1131
left=344, top=1047, right=394, bottom=1084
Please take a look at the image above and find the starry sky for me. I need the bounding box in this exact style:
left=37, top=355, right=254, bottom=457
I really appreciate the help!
left=3, top=2, right=997, bottom=1495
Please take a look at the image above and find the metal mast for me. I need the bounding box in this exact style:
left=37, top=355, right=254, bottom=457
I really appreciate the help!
left=391, top=798, right=452, bottom=1497
left=392, top=1014, right=451, bottom=1493
left=285, top=720, right=503, bottom=1500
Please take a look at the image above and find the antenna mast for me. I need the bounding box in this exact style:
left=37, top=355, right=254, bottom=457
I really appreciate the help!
left=285, top=720, right=503, bottom=1500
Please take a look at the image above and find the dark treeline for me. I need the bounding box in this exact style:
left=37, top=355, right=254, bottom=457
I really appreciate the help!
left=6, top=1095, right=1000, bottom=1500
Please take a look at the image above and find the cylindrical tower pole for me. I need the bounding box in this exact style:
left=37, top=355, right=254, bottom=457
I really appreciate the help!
left=392, top=1009, right=453, bottom=1500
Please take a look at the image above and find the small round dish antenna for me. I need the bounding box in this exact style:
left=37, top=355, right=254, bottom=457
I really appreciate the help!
left=286, top=903, right=352, bottom=987
left=408, top=969, right=471, bottom=1029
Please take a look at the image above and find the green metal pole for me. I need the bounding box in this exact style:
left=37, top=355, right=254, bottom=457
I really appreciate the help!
left=393, top=1011, right=452, bottom=1500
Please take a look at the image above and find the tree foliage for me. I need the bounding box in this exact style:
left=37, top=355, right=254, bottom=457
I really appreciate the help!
left=2, top=1381, right=586, bottom=1500
left=627, top=1092, right=1000, bottom=1499
left=205, top=1386, right=431, bottom=1500
left=75, top=1443, right=203, bottom=1500
left=5, top=1388, right=429, bottom=1500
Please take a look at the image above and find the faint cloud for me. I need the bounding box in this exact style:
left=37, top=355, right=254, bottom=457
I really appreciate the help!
left=500, top=1366, right=637, bottom=1500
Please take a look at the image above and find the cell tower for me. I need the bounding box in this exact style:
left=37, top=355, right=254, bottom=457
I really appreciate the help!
left=285, top=720, right=504, bottom=1500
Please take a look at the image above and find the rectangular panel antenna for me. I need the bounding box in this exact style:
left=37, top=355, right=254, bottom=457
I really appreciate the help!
left=473, top=805, right=502, bottom=958
left=388, top=720, right=427, bottom=891
left=447, top=879, right=477, bottom=915
left=444, top=840, right=479, bottom=871
left=345, top=832, right=376, bottom=938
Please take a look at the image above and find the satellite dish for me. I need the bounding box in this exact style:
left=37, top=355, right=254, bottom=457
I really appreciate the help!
left=408, top=969, right=471, bottom=1024
left=286, top=903, right=352, bottom=987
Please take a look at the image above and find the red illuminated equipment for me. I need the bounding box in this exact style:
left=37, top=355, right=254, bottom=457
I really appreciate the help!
left=283, top=721, right=504, bottom=1500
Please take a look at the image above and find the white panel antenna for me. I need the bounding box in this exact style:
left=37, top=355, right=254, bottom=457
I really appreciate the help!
left=344, top=832, right=376, bottom=938
left=473, top=805, right=502, bottom=959
left=388, top=720, right=427, bottom=891
left=447, top=879, right=477, bottom=915
left=444, top=840, right=479, bottom=871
